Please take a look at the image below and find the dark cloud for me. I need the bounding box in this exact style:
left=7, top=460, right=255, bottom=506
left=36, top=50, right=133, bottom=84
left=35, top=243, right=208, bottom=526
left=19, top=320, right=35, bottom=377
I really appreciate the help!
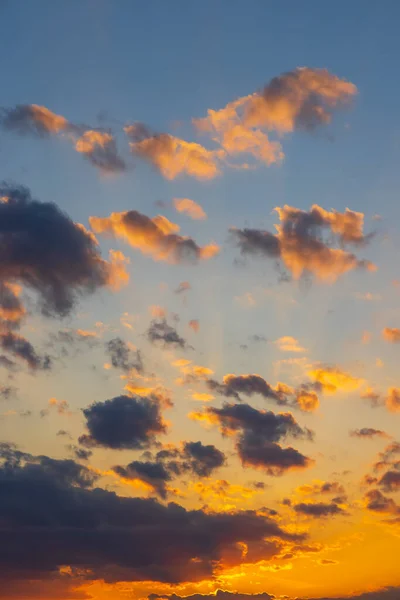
left=0, top=184, right=117, bottom=317
left=114, top=441, right=226, bottom=497
left=194, top=403, right=313, bottom=476
left=207, top=374, right=284, bottom=405
left=106, top=337, right=143, bottom=372
left=79, top=394, right=168, bottom=450
left=182, top=441, right=226, bottom=477
left=350, top=428, right=389, bottom=439
left=113, top=460, right=172, bottom=499
left=0, top=444, right=303, bottom=588
left=147, top=318, right=188, bottom=349
left=150, top=588, right=400, bottom=600
left=364, top=489, right=400, bottom=514
left=293, top=501, right=345, bottom=518
left=149, top=591, right=274, bottom=600
left=0, top=331, right=51, bottom=370
left=377, top=471, right=400, bottom=493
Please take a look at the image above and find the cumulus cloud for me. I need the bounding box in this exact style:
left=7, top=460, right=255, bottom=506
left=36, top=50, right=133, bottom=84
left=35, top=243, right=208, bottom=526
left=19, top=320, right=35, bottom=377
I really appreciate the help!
left=78, top=394, right=169, bottom=450
left=150, top=587, right=400, bottom=600
left=0, top=184, right=127, bottom=317
left=232, top=204, right=375, bottom=282
left=0, top=104, right=126, bottom=173
left=90, top=209, right=219, bottom=264
left=191, top=402, right=313, bottom=476
left=125, top=123, right=224, bottom=180
left=173, top=198, right=207, bottom=220
left=0, top=443, right=302, bottom=588
left=386, top=388, right=400, bottom=413
left=194, top=67, right=356, bottom=170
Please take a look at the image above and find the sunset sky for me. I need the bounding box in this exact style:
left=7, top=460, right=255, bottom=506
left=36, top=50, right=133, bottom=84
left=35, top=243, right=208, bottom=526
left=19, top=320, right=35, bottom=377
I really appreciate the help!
left=2, top=2, right=400, bottom=600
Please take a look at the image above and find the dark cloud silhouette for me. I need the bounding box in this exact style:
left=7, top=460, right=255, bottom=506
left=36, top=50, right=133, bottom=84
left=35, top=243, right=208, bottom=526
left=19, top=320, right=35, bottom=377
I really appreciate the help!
left=0, top=184, right=120, bottom=317
left=377, top=471, right=400, bottom=493
left=147, top=318, right=188, bottom=349
left=182, top=441, right=226, bottom=477
left=350, top=428, right=389, bottom=439
left=0, top=331, right=51, bottom=370
left=113, top=460, right=172, bottom=499
left=293, top=501, right=345, bottom=518
left=0, top=443, right=303, bottom=589
left=106, top=337, right=143, bottom=372
left=150, top=587, right=400, bottom=600
left=114, top=441, right=226, bottom=498
left=149, top=591, right=274, bottom=600
left=79, top=394, right=168, bottom=450
left=193, top=403, right=313, bottom=476
left=207, top=374, right=283, bottom=404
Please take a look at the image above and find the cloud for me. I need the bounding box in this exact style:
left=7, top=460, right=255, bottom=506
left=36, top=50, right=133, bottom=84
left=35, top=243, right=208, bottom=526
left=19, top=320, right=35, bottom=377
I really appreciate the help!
left=113, top=459, right=172, bottom=499
left=0, top=443, right=302, bottom=587
left=105, top=337, right=143, bottom=373
left=382, top=328, right=400, bottom=343
left=0, top=331, right=51, bottom=370
left=173, top=198, right=207, bottom=220
left=150, top=587, right=400, bottom=600
left=188, top=319, right=200, bottom=333
left=0, top=184, right=127, bottom=317
left=296, top=481, right=346, bottom=496
left=194, top=67, right=355, bottom=170
left=175, top=281, right=191, bottom=294
left=206, top=373, right=319, bottom=412
left=0, top=282, right=26, bottom=327
left=74, top=129, right=126, bottom=173
left=114, top=441, right=225, bottom=498
left=78, top=394, right=168, bottom=450
left=308, top=365, right=363, bottom=394
left=180, top=441, right=226, bottom=477
left=150, top=590, right=274, bottom=600
left=231, top=204, right=375, bottom=282
left=243, top=67, right=357, bottom=133
left=350, top=428, right=390, bottom=439
left=90, top=209, right=219, bottom=264
left=147, top=318, right=188, bottom=349
left=293, top=501, right=345, bottom=518
left=386, top=388, right=400, bottom=413
left=275, top=336, right=306, bottom=353
left=125, top=123, right=224, bottom=180
left=0, top=104, right=126, bottom=173
left=191, top=402, right=313, bottom=476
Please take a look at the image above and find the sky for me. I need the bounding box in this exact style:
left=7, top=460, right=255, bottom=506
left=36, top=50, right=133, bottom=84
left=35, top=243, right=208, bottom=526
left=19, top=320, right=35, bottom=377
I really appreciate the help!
left=1, top=1, right=400, bottom=599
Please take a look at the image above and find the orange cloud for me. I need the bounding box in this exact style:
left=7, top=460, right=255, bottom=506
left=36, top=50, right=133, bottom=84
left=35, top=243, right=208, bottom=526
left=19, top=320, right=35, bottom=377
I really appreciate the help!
left=125, top=124, right=224, bottom=180
left=173, top=198, right=207, bottom=220
left=26, top=104, right=68, bottom=133
left=296, top=390, right=320, bottom=412
left=232, top=204, right=375, bottom=283
left=244, top=67, right=357, bottom=133
left=107, top=249, right=130, bottom=290
left=275, top=336, right=306, bottom=353
left=382, top=328, right=400, bottom=343
left=188, top=319, right=200, bottom=333
left=386, top=388, right=400, bottom=413
left=90, top=210, right=219, bottom=264
left=191, top=392, right=215, bottom=402
left=308, top=366, right=363, bottom=394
